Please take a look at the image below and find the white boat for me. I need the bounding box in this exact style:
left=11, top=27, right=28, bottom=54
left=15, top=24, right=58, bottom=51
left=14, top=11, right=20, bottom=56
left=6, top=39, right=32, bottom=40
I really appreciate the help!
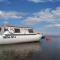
left=0, top=25, right=43, bottom=44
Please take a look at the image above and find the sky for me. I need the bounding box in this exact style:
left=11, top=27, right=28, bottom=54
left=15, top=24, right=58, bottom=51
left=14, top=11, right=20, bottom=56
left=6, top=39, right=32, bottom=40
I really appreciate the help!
left=0, top=0, right=60, bottom=35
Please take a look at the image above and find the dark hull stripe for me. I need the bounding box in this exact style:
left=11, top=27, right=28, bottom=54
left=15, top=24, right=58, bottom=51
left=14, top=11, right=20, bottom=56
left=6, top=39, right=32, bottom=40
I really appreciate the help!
left=5, top=34, right=37, bottom=36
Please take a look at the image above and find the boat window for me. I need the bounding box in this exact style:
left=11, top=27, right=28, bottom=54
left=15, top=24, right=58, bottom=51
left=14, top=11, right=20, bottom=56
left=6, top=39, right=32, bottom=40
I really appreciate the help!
left=4, top=29, right=8, bottom=31
left=14, top=28, right=20, bottom=33
left=0, top=27, right=1, bottom=32
left=28, top=29, right=33, bottom=33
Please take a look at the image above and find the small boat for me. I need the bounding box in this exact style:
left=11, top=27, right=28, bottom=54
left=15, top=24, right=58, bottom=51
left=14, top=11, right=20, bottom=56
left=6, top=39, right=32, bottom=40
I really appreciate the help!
left=0, top=25, right=43, bottom=44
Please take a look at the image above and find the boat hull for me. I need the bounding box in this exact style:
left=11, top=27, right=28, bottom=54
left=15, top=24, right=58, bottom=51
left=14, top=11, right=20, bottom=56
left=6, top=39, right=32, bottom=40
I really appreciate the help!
left=0, top=34, right=42, bottom=44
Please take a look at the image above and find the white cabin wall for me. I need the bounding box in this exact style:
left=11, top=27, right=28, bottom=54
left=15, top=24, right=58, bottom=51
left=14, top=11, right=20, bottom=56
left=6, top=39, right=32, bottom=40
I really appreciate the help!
left=20, top=28, right=29, bottom=34
left=0, top=27, right=4, bottom=35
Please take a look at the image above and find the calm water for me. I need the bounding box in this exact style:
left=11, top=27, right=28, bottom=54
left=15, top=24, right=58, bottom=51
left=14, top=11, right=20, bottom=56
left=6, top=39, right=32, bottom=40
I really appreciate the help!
left=0, top=36, right=60, bottom=60
left=34, top=35, right=60, bottom=60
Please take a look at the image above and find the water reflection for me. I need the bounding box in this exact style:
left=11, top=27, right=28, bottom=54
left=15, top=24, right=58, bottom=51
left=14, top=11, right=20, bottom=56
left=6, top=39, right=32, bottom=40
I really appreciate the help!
left=0, top=42, right=41, bottom=52
left=0, top=42, right=42, bottom=60
left=0, top=36, right=60, bottom=60
left=40, top=36, right=60, bottom=60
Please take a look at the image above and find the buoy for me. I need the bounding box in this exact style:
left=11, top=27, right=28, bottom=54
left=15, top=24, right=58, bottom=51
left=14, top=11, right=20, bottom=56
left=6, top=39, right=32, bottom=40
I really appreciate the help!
left=45, top=37, right=51, bottom=40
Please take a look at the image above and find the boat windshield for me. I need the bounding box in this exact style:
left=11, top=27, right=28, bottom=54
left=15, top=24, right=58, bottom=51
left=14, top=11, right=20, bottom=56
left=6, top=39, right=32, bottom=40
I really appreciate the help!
left=28, top=29, right=34, bottom=33
left=4, top=29, right=8, bottom=31
left=14, top=28, right=20, bottom=33
left=0, top=27, right=1, bottom=32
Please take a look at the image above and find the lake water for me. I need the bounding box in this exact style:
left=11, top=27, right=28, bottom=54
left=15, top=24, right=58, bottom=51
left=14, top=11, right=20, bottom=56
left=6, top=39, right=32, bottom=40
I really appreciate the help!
left=0, top=36, right=60, bottom=60
left=34, top=35, right=60, bottom=60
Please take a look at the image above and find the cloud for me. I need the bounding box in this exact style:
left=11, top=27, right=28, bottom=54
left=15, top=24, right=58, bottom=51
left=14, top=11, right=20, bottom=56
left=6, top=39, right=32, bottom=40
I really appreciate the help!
left=0, top=11, right=24, bottom=19
left=25, top=17, right=40, bottom=25
left=34, top=8, right=54, bottom=20
left=46, top=24, right=60, bottom=28
left=28, top=0, right=45, bottom=3
left=28, top=0, right=60, bottom=3
left=51, top=7, right=60, bottom=19
left=24, top=7, right=60, bottom=25
left=0, top=0, right=5, bottom=2
left=0, top=0, right=9, bottom=2
left=0, top=0, right=10, bottom=4
left=1, top=6, right=60, bottom=27
left=44, top=23, right=60, bottom=35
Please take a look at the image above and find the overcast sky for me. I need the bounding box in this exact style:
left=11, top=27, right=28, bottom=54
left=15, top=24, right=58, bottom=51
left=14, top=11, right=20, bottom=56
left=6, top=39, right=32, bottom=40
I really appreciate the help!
left=0, top=0, right=60, bottom=35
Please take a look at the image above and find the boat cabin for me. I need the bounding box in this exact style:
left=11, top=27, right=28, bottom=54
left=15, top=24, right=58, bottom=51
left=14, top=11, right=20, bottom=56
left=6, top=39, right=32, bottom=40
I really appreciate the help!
left=0, top=25, right=35, bottom=35
left=0, top=25, right=42, bottom=44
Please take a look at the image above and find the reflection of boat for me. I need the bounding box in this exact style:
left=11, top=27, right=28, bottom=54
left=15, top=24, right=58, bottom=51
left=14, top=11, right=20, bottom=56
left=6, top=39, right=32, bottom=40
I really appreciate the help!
left=0, top=43, right=42, bottom=60
left=0, top=42, right=41, bottom=53
left=0, top=25, right=43, bottom=44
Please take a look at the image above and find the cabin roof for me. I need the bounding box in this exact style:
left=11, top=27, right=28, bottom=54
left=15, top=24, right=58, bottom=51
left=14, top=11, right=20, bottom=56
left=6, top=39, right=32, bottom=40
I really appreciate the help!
left=0, top=24, right=32, bottom=29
